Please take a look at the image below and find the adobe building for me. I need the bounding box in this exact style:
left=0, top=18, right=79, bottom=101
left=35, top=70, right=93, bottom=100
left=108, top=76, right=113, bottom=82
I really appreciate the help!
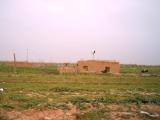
left=77, top=60, right=120, bottom=74
left=58, top=60, right=120, bottom=74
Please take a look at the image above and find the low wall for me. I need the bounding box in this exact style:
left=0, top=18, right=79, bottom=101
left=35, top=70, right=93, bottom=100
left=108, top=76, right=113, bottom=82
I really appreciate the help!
left=58, top=66, right=77, bottom=73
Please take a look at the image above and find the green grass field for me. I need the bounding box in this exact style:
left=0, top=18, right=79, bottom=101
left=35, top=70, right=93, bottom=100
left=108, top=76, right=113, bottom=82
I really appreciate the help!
left=0, top=62, right=160, bottom=120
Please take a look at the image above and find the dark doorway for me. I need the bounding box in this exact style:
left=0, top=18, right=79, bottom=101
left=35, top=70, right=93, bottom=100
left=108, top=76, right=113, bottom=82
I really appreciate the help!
left=83, top=66, right=88, bottom=71
left=102, top=67, right=110, bottom=73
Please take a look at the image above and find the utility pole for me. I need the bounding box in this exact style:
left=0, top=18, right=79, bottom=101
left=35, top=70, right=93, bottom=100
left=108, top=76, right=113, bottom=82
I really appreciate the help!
left=26, top=48, right=28, bottom=62
left=13, top=53, right=16, bottom=73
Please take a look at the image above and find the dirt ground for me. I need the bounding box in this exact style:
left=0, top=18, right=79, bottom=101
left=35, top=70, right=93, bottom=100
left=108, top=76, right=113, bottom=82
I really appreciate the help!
left=1, top=104, right=160, bottom=120
left=1, top=106, right=78, bottom=120
left=107, top=104, right=160, bottom=120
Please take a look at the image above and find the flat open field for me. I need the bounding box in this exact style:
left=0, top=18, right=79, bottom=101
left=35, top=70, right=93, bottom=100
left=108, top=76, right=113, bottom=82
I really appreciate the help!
left=0, top=62, right=160, bottom=120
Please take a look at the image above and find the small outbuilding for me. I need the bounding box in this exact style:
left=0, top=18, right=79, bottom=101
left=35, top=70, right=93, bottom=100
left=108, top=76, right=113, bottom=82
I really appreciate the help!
left=77, top=60, right=120, bottom=74
left=58, top=60, right=120, bottom=74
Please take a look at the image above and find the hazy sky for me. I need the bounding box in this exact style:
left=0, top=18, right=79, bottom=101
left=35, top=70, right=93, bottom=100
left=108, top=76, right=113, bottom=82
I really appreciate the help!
left=0, top=0, right=160, bottom=65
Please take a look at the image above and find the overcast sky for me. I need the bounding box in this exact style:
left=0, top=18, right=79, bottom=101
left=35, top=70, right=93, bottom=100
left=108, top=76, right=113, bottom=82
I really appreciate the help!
left=0, top=0, right=160, bottom=65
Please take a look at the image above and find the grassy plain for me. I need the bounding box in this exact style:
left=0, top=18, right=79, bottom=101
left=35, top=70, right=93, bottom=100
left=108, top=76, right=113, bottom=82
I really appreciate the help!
left=0, top=62, right=160, bottom=120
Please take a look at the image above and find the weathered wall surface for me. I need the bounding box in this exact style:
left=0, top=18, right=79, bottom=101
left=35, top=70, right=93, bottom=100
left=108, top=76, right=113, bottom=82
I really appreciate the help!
left=58, top=60, right=120, bottom=74
left=77, top=60, right=120, bottom=74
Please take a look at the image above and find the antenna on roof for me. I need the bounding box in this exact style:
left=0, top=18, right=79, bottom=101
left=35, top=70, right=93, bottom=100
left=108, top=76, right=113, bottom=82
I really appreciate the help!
left=92, top=50, right=96, bottom=60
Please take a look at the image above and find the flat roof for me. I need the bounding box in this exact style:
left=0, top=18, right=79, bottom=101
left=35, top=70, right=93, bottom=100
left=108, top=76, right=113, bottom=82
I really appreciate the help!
left=78, top=59, right=119, bottom=63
